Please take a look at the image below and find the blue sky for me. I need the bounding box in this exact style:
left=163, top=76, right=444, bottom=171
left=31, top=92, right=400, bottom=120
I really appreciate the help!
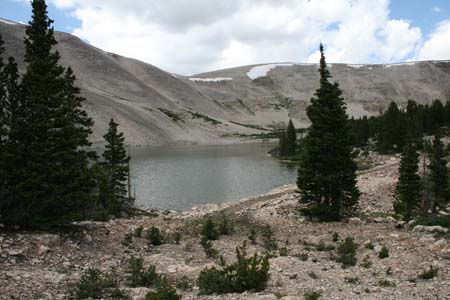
left=1, top=0, right=81, bottom=31
left=1, top=0, right=450, bottom=75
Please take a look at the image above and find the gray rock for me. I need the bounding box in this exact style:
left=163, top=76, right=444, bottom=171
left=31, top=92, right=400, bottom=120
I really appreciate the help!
left=348, top=217, right=362, bottom=225
left=413, top=225, right=449, bottom=233
left=374, top=217, right=386, bottom=223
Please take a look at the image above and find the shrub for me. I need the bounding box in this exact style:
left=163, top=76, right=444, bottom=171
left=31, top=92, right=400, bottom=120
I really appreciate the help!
left=145, top=277, right=181, bottom=300
left=174, top=232, right=182, bottom=244
left=198, top=243, right=270, bottom=295
left=248, top=227, right=257, bottom=244
left=336, top=237, right=357, bottom=268
left=201, top=217, right=219, bottom=241
left=175, top=276, right=191, bottom=290
left=364, top=242, right=374, bottom=250
left=332, top=232, right=340, bottom=242
left=73, top=269, right=124, bottom=300
left=345, top=276, right=360, bottom=284
left=279, top=244, right=289, bottom=256
left=217, top=213, right=234, bottom=235
left=304, top=290, right=322, bottom=300
left=378, top=279, right=396, bottom=287
left=134, top=226, right=143, bottom=238
left=419, top=266, right=439, bottom=280
left=126, top=256, right=159, bottom=287
left=261, top=224, right=278, bottom=251
left=147, top=226, right=163, bottom=246
left=360, top=256, right=372, bottom=269
left=386, top=267, right=393, bottom=275
left=378, top=246, right=389, bottom=259
left=416, top=215, right=450, bottom=229
left=200, top=236, right=219, bottom=258
left=316, top=241, right=335, bottom=252
left=122, top=233, right=133, bottom=247
left=297, top=253, right=308, bottom=261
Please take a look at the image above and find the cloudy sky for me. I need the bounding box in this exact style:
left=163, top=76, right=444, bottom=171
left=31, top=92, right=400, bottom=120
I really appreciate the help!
left=1, top=0, right=450, bottom=75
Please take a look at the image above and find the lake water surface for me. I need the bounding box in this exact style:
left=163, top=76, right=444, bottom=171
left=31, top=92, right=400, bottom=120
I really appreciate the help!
left=130, top=143, right=297, bottom=211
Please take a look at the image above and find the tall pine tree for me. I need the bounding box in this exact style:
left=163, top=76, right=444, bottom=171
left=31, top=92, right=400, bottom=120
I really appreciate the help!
left=1, top=0, right=95, bottom=227
left=428, top=135, right=449, bottom=215
left=394, top=142, right=421, bottom=220
left=297, top=44, right=359, bottom=221
left=102, top=118, right=132, bottom=215
left=0, top=35, right=6, bottom=202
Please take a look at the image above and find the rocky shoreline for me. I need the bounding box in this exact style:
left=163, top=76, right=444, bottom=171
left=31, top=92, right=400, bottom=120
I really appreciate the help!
left=1, top=154, right=449, bottom=300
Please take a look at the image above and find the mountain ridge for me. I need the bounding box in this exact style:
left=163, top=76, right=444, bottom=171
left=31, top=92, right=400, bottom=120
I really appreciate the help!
left=1, top=18, right=449, bottom=146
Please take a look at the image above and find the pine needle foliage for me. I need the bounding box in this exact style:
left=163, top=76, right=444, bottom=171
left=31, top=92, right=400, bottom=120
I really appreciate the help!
left=297, top=44, right=360, bottom=221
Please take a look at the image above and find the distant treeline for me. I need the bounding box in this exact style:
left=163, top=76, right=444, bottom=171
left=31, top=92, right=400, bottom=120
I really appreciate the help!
left=349, top=99, right=450, bottom=152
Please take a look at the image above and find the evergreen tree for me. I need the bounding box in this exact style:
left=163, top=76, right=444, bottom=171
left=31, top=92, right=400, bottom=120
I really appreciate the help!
left=0, top=35, right=6, bottom=202
left=428, top=135, right=449, bottom=215
left=429, top=100, right=444, bottom=133
left=286, top=119, right=297, bottom=156
left=102, top=118, right=131, bottom=214
left=444, top=100, right=450, bottom=128
left=394, top=143, right=421, bottom=220
left=1, top=0, right=95, bottom=227
left=297, top=44, right=360, bottom=221
left=377, top=101, right=406, bottom=153
left=278, top=129, right=288, bottom=157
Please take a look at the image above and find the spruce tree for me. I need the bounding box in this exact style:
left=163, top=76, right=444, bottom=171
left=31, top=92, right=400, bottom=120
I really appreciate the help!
left=0, top=35, right=6, bottom=202
left=1, top=0, right=95, bottom=227
left=297, top=44, right=360, bottom=221
left=286, top=119, right=297, bottom=156
left=102, top=118, right=131, bottom=214
left=377, top=101, right=406, bottom=153
left=428, top=135, right=449, bottom=215
left=394, top=143, right=421, bottom=220
left=278, top=129, right=288, bottom=158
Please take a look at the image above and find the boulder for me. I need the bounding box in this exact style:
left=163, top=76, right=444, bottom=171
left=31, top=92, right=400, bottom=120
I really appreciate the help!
left=348, top=218, right=362, bottom=225
left=413, top=225, right=449, bottom=234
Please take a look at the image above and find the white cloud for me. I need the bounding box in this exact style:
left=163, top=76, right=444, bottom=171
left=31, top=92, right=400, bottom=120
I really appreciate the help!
left=46, top=0, right=425, bottom=75
left=417, top=20, right=450, bottom=61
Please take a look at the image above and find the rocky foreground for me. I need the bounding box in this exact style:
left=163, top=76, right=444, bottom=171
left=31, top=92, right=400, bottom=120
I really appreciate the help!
left=1, top=154, right=449, bottom=300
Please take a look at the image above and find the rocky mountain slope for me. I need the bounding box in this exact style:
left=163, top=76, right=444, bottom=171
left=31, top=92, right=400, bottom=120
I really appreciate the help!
left=2, top=18, right=450, bottom=146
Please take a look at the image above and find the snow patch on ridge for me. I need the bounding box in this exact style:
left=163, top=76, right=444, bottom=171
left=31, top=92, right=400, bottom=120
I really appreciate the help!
left=347, top=64, right=366, bottom=69
left=247, top=63, right=294, bottom=80
left=189, top=77, right=232, bottom=82
left=383, top=62, right=418, bottom=68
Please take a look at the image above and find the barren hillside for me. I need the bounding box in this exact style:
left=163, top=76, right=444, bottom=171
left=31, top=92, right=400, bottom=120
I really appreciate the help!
left=2, top=18, right=450, bottom=146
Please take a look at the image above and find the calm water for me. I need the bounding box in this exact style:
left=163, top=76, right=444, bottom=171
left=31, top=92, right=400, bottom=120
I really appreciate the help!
left=129, top=143, right=297, bottom=211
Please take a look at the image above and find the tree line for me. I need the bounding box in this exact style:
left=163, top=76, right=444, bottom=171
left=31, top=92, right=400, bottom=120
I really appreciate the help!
left=0, top=0, right=132, bottom=228
left=349, top=99, right=450, bottom=153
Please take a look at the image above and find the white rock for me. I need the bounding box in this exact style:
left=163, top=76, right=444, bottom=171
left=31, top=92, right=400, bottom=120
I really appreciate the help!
left=387, top=216, right=396, bottom=223
left=433, top=239, right=447, bottom=249
left=374, top=217, right=386, bottom=223
left=38, top=245, right=50, bottom=255
left=281, top=297, right=303, bottom=300
left=7, top=249, right=23, bottom=256
left=349, top=218, right=362, bottom=225
left=374, top=245, right=383, bottom=253
left=413, top=225, right=448, bottom=233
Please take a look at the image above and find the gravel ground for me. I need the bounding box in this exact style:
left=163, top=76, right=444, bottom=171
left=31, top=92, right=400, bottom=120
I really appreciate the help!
left=1, top=154, right=449, bottom=300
